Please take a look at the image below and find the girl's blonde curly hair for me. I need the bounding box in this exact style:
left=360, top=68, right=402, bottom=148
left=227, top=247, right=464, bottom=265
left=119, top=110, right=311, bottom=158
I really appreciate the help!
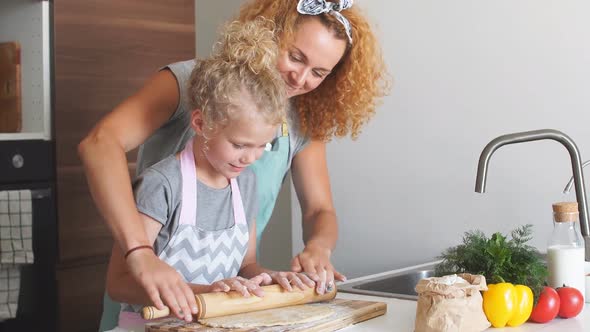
left=188, top=18, right=286, bottom=135
left=238, top=0, right=390, bottom=141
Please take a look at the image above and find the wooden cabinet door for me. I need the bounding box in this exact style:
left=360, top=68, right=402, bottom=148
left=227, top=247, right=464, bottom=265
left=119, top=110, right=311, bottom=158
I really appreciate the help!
left=53, top=1, right=195, bottom=331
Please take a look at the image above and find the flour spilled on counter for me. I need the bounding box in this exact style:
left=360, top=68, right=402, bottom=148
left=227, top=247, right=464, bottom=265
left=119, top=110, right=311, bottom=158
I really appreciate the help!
left=198, top=304, right=334, bottom=328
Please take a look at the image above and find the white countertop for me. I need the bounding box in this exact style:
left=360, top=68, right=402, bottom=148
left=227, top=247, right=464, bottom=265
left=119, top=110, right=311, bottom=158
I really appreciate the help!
left=336, top=262, right=590, bottom=331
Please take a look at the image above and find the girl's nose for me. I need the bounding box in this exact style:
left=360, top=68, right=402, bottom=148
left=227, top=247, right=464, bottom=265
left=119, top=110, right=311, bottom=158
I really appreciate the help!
left=240, top=149, right=257, bottom=165
left=254, top=148, right=265, bottom=160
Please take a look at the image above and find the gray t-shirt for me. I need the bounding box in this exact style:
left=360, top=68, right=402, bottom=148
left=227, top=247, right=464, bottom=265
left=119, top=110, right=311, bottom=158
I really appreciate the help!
left=136, top=59, right=310, bottom=176
left=133, top=155, right=257, bottom=254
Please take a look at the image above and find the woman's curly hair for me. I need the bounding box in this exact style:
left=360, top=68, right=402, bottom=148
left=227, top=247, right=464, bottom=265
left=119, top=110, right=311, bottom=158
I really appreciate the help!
left=188, top=18, right=286, bottom=135
left=238, top=0, right=390, bottom=141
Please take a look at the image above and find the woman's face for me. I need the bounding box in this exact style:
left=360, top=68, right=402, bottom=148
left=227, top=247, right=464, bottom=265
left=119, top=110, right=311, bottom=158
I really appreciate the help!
left=277, top=17, right=348, bottom=98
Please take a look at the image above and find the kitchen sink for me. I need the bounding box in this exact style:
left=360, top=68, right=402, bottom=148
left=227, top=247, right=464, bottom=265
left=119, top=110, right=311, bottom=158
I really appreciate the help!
left=338, top=263, right=438, bottom=300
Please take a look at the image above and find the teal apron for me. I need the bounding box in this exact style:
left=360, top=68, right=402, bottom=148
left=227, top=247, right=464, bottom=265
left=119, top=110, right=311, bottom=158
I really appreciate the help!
left=99, top=293, right=119, bottom=331
left=98, top=123, right=290, bottom=331
left=249, top=122, right=291, bottom=244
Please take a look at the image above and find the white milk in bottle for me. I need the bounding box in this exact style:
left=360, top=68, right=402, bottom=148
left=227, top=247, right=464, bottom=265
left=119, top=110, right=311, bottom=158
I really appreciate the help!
left=547, top=202, right=585, bottom=300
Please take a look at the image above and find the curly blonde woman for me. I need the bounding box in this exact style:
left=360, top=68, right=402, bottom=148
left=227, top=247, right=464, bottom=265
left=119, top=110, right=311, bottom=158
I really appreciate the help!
left=239, top=0, right=388, bottom=141
left=79, top=1, right=389, bottom=329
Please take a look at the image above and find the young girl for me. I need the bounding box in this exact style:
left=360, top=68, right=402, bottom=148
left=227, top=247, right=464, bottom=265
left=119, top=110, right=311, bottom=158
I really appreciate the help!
left=104, top=19, right=312, bottom=331
left=80, top=0, right=389, bottom=327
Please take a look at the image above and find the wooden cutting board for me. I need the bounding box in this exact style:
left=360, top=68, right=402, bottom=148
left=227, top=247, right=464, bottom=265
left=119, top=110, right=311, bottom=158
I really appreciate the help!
left=0, top=41, right=22, bottom=133
left=146, top=298, right=387, bottom=331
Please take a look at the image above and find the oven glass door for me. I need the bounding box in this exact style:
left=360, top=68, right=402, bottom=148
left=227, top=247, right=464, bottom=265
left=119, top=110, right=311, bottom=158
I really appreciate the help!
left=0, top=184, right=57, bottom=330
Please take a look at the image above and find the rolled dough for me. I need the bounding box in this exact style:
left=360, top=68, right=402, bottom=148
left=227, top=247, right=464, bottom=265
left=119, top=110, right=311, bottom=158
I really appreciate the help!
left=198, top=304, right=334, bottom=328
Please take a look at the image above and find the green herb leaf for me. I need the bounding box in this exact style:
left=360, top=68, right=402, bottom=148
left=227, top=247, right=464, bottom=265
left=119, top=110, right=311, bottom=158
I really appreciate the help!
left=435, top=224, right=548, bottom=303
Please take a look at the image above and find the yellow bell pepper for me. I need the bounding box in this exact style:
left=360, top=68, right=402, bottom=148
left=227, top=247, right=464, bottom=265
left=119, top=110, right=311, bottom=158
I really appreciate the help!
left=482, top=283, right=533, bottom=327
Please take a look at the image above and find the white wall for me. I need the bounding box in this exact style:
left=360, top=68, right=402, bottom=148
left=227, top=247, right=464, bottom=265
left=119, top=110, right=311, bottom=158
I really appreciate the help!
left=292, top=0, right=590, bottom=278
left=196, top=1, right=590, bottom=279
left=195, top=0, right=242, bottom=58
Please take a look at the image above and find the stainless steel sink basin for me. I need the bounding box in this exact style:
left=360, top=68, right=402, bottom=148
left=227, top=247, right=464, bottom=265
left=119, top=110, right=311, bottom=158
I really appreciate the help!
left=339, top=264, right=438, bottom=300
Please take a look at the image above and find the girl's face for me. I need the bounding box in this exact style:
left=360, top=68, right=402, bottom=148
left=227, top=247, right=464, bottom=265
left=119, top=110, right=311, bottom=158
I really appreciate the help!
left=204, top=116, right=275, bottom=178
left=192, top=101, right=276, bottom=182
left=277, top=17, right=348, bottom=98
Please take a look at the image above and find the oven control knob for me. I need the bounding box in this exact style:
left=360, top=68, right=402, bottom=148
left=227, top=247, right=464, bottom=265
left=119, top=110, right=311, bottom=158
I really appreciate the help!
left=12, top=154, right=24, bottom=169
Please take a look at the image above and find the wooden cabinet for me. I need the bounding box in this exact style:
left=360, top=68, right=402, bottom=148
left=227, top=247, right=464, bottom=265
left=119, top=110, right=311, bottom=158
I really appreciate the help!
left=53, top=1, right=195, bottom=331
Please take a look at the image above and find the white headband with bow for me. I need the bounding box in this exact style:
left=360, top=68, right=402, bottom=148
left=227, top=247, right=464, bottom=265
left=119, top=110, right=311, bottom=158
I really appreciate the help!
left=296, top=0, right=353, bottom=44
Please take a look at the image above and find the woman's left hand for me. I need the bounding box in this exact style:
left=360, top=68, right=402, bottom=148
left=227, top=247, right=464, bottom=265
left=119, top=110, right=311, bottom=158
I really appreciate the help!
left=290, top=243, right=346, bottom=294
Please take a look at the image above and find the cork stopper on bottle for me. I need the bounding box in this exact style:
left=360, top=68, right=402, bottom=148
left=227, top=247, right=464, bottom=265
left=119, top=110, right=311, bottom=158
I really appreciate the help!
left=552, top=202, right=579, bottom=222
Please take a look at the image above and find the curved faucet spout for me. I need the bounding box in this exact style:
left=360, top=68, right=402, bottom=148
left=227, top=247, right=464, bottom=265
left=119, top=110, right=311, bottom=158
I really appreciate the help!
left=474, top=129, right=590, bottom=261
left=563, top=160, right=590, bottom=194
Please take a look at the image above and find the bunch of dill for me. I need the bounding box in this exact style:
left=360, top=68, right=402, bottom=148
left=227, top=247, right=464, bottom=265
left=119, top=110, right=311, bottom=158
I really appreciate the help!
left=435, top=224, right=548, bottom=302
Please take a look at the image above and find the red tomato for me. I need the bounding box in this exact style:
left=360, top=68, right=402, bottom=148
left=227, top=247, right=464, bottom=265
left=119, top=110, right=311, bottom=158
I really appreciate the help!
left=529, top=286, right=560, bottom=323
left=556, top=286, right=584, bottom=318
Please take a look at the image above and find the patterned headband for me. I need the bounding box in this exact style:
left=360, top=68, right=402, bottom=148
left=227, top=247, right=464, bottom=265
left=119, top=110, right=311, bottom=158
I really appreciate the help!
left=296, top=0, right=353, bottom=44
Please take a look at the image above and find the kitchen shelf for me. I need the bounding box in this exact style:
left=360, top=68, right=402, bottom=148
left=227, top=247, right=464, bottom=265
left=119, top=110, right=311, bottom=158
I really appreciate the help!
left=0, top=0, right=51, bottom=141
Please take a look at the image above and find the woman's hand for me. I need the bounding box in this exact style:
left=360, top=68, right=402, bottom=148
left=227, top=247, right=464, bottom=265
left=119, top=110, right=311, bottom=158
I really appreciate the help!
left=291, top=243, right=346, bottom=294
left=126, top=249, right=198, bottom=322
left=81, top=70, right=192, bottom=320
left=289, top=141, right=346, bottom=294
left=209, top=276, right=266, bottom=297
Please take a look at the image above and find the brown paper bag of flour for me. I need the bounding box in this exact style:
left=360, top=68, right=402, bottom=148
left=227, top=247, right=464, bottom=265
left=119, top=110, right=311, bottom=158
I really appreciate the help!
left=414, top=273, right=490, bottom=332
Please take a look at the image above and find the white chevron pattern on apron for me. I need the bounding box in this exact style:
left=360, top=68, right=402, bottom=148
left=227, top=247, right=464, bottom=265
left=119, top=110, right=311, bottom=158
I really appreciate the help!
left=118, top=139, right=250, bottom=327
left=159, top=223, right=249, bottom=284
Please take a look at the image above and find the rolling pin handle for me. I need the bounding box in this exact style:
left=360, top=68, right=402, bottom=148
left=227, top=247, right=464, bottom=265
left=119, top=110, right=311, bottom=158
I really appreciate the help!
left=141, top=306, right=170, bottom=320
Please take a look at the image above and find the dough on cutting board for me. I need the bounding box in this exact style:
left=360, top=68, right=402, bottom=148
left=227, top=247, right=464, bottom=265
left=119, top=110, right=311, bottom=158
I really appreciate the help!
left=198, top=305, right=334, bottom=328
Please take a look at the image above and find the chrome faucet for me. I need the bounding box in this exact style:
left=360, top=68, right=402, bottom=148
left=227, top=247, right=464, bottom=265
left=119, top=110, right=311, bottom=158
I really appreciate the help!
left=474, top=129, right=590, bottom=261
left=563, top=160, right=590, bottom=194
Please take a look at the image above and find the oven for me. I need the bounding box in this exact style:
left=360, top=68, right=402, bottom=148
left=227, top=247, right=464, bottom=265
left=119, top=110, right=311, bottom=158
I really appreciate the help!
left=1, top=0, right=55, bottom=329
left=0, top=140, right=57, bottom=331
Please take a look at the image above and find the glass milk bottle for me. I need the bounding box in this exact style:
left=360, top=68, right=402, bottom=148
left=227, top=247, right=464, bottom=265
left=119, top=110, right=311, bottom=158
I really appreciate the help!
left=547, top=202, right=585, bottom=300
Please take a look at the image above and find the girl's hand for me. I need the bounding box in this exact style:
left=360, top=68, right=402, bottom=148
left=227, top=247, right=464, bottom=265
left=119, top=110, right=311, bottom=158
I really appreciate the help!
left=266, top=271, right=316, bottom=292
left=249, top=272, right=273, bottom=286
left=209, top=276, right=264, bottom=297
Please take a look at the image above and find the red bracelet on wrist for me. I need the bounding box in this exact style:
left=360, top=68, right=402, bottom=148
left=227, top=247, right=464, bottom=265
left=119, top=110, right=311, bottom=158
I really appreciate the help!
left=124, top=245, right=154, bottom=259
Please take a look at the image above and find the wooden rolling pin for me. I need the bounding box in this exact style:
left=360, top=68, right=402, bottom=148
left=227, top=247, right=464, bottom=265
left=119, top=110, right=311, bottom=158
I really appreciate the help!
left=141, top=284, right=337, bottom=320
